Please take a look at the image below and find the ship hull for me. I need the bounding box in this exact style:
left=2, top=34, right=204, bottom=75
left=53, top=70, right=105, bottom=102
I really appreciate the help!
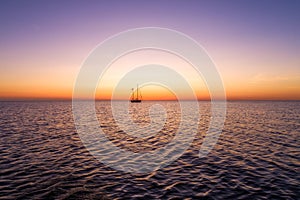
left=130, top=100, right=141, bottom=103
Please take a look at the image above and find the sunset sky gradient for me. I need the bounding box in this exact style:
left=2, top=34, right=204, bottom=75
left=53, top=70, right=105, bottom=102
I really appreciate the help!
left=0, top=0, right=299, bottom=100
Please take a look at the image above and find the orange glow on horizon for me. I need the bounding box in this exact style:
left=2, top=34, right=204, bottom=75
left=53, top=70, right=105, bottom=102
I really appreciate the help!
left=1, top=77, right=300, bottom=100
left=0, top=50, right=299, bottom=101
left=1, top=88, right=300, bottom=101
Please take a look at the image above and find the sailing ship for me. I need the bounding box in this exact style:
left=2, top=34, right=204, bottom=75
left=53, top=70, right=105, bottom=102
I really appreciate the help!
left=131, top=85, right=142, bottom=103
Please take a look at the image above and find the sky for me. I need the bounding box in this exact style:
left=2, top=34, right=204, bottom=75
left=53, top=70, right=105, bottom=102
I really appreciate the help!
left=0, top=0, right=299, bottom=100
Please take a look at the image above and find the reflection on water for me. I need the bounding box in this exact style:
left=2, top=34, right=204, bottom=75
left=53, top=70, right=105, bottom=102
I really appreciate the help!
left=0, top=101, right=299, bottom=199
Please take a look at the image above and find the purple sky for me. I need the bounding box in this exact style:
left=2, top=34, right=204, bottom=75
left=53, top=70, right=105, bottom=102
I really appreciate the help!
left=0, top=0, right=299, bottom=99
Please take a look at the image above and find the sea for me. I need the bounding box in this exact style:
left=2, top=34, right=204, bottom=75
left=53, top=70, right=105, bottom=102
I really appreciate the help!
left=0, top=101, right=299, bottom=199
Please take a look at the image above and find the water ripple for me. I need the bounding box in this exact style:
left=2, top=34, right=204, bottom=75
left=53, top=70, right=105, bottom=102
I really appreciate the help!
left=0, top=101, right=299, bottom=199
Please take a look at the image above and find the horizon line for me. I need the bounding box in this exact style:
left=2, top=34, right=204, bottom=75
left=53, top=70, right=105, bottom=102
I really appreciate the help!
left=0, top=97, right=299, bottom=102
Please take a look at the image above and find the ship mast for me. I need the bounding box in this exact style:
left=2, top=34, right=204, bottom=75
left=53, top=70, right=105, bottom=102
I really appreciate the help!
left=136, top=84, right=138, bottom=100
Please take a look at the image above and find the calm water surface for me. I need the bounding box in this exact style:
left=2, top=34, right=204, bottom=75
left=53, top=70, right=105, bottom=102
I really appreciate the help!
left=0, top=101, right=299, bottom=199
